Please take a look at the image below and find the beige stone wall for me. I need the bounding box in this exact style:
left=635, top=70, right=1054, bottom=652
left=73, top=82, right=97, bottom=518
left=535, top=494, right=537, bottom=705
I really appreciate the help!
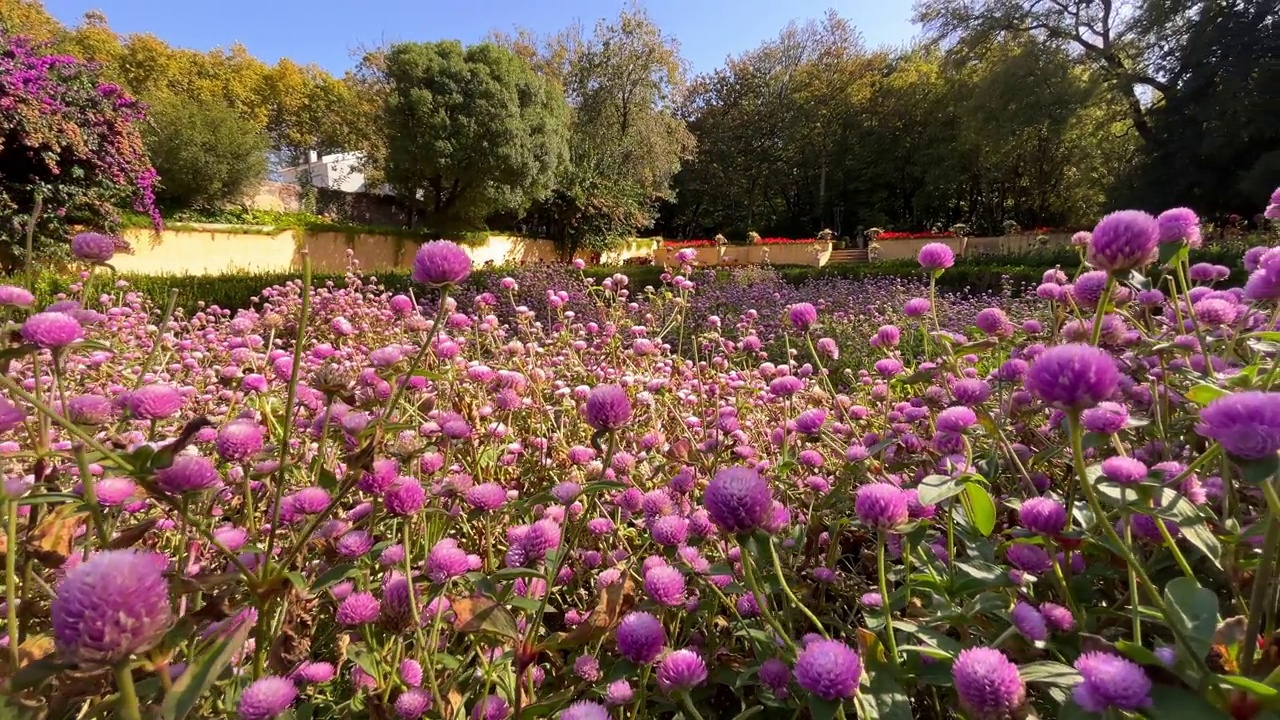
left=873, top=234, right=1073, bottom=262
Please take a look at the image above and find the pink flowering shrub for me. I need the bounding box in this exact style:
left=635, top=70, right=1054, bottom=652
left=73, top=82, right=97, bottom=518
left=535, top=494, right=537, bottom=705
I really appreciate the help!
left=1, top=195, right=1280, bottom=719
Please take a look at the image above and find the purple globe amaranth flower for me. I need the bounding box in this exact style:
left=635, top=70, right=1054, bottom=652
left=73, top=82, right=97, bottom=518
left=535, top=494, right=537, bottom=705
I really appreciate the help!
left=656, top=648, right=708, bottom=693
left=584, top=384, right=632, bottom=431
left=1081, top=401, right=1128, bottom=435
left=0, top=285, right=35, bottom=308
left=952, top=647, right=1026, bottom=720
left=1101, top=456, right=1148, bottom=484
left=1005, top=543, right=1052, bottom=574
left=903, top=297, right=931, bottom=317
left=604, top=680, right=634, bottom=705
left=52, top=549, right=172, bottom=666
left=617, top=611, right=665, bottom=664
left=65, top=394, right=113, bottom=426
left=917, top=242, right=955, bottom=272
left=21, top=311, right=84, bottom=349
left=385, top=478, right=427, bottom=515
left=759, top=657, right=791, bottom=695
left=1087, top=210, right=1159, bottom=273
left=426, top=540, right=471, bottom=583
left=793, top=639, right=862, bottom=701
left=703, top=466, right=773, bottom=534
left=1157, top=207, right=1202, bottom=247
left=855, top=483, right=908, bottom=530
left=1040, top=602, right=1076, bottom=633
left=1011, top=601, right=1048, bottom=642
left=395, top=688, right=433, bottom=718
left=1196, top=391, right=1280, bottom=459
left=975, top=307, right=1010, bottom=335
left=1072, top=652, right=1152, bottom=713
left=291, top=661, right=336, bottom=684
left=0, top=397, right=25, bottom=434
left=788, top=302, right=818, bottom=331
left=936, top=406, right=977, bottom=433
left=71, top=232, right=117, bottom=262
left=1018, top=497, right=1066, bottom=536
left=464, top=482, right=507, bottom=511
left=412, top=240, right=472, bottom=287
left=1024, top=343, right=1119, bottom=411
left=238, top=675, right=298, bottom=720
left=156, top=454, right=221, bottom=494
left=644, top=564, right=686, bottom=607
left=218, top=420, right=265, bottom=462
left=127, top=384, right=184, bottom=420
left=769, top=375, right=804, bottom=396
left=337, top=591, right=381, bottom=626
left=559, top=701, right=609, bottom=720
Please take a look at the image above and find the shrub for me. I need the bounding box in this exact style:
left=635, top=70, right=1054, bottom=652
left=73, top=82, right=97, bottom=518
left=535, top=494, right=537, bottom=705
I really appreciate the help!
left=143, top=94, right=270, bottom=210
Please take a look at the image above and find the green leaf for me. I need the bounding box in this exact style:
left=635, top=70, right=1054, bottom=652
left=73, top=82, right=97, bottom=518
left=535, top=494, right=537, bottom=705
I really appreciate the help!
left=490, top=567, right=547, bottom=583
left=1235, top=452, right=1280, bottom=485
left=1217, top=674, right=1278, bottom=698
left=1184, top=384, right=1229, bottom=406
left=6, top=656, right=69, bottom=693
left=452, top=596, right=521, bottom=640
left=162, top=614, right=254, bottom=720
left=1148, top=685, right=1232, bottom=719
left=1152, top=489, right=1222, bottom=570
left=729, top=709, right=764, bottom=720
left=808, top=695, right=841, bottom=720
left=916, top=474, right=964, bottom=507
left=310, top=563, right=359, bottom=593
left=1113, top=640, right=1163, bottom=667
left=1159, top=242, right=1190, bottom=267
left=1018, top=661, right=1080, bottom=688
left=899, top=644, right=954, bottom=661
left=861, top=669, right=912, bottom=720
left=1163, top=577, right=1221, bottom=663
left=963, top=483, right=996, bottom=536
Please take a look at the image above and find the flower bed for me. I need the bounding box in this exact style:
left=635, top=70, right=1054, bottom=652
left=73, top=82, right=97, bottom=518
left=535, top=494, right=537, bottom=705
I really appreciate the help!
left=3, top=198, right=1280, bottom=720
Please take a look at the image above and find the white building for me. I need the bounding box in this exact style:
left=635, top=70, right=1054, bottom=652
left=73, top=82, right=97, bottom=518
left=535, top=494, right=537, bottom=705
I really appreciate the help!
left=279, top=151, right=389, bottom=194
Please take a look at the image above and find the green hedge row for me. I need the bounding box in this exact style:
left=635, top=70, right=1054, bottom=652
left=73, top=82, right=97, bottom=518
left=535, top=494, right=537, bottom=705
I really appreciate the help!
left=30, top=243, right=1254, bottom=313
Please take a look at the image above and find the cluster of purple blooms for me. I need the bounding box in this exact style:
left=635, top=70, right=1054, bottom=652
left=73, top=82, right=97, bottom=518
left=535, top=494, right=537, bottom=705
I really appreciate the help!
left=3, top=192, right=1280, bottom=720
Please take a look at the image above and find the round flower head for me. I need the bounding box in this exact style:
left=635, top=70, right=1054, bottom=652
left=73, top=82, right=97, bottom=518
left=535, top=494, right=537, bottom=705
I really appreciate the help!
left=1081, top=401, right=1128, bottom=435
left=0, top=397, right=25, bottom=434
left=1024, top=343, right=1118, bottom=410
left=1011, top=601, right=1048, bottom=642
left=217, top=420, right=266, bottom=462
left=1072, top=652, right=1152, bottom=713
left=559, top=701, right=609, bottom=720
left=788, top=302, right=818, bottom=331
left=793, top=639, right=862, bottom=701
left=412, top=240, right=472, bottom=287
left=855, top=483, right=908, bottom=530
left=0, top=285, right=34, bottom=308
left=1087, top=210, right=1159, bottom=272
left=51, top=549, right=172, bottom=666
left=1018, top=497, right=1066, bottom=535
left=975, top=307, right=1010, bottom=335
left=936, top=406, right=977, bottom=433
left=395, top=688, right=433, bottom=718
left=616, top=611, right=665, bottom=665
left=237, top=675, right=298, bottom=720
left=1196, top=392, right=1280, bottom=459
left=426, top=540, right=471, bottom=583
left=1071, top=231, right=1092, bottom=248
left=656, top=648, right=708, bottom=693
left=65, top=394, right=113, bottom=426
left=903, top=297, right=931, bottom=317
left=584, top=384, right=632, bottom=431
left=917, top=243, right=955, bottom=271
left=71, top=232, right=117, bottom=262
left=128, top=384, right=184, bottom=420
left=156, top=454, right=221, bottom=494
left=644, top=564, right=686, bottom=607
left=952, top=647, right=1026, bottom=720
left=1101, top=456, right=1148, bottom=484
left=1157, top=207, right=1201, bottom=247
left=21, top=311, right=84, bottom=349
left=704, top=466, right=773, bottom=534
left=337, top=591, right=381, bottom=625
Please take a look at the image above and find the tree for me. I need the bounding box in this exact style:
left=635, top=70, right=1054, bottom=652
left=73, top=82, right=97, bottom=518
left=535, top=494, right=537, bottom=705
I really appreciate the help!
left=143, top=94, right=270, bottom=209
left=0, top=32, right=158, bottom=268
left=494, top=5, right=694, bottom=256
left=373, top=40, right=569, bottom=228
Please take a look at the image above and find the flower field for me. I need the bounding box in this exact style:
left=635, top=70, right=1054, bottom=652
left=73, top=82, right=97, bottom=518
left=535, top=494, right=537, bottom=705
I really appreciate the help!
left=2, top=197, right=1280, bottom=720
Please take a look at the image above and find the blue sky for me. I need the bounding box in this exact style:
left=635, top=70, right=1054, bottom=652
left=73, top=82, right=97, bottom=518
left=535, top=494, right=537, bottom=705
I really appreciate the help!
left=42, top=0, right=917, bottom=74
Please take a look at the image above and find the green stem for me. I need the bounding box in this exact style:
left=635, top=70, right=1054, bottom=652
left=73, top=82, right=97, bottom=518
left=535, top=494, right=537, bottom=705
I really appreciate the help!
left=113, top=662, right=143, bottom=720
left=5, top=499, right=19, bottom=670
left=1090, top=275, right=1114, bottom=346
left=740, top=547, right=796, bottom=654
left=766, top=538, right=827, bottom=638
left=877, top=531, right=900, bottom=670
left=679, top=692, right=707, bottom=720
left=1239, top=481, right=1280, bottom=676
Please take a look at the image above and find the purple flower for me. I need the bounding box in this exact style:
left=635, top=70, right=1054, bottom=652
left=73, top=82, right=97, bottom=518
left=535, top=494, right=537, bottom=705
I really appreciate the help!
left=952, top=647, right=1026, bottom=719
left=465, top=482, right=508, bottom=510
left=0, top=397, right=25, bottom=434
left=703, top=466, right=773, bottom=534
left=1157, top=208, right=1201, bottom=247
left=426, top=540, right=471, bottom=583
left=1087, top=210, right=1159, bottom=272
left=657, top=648, right=708, bottom=692
left=788, top=302, right=818, bottom=331
left=1040, top=602, right=1076, bottom=632
left=51, top=550, right=172, bottom=666
left=395, top=688, right=433, bottom=718
left=0, top=285, right=34, bottom=308
left=903, top=297, right=931, bottom=317
left=1024, top=343, right=1119, bottom=410
left=385, top=478, right=427, bottom=515
left=127, top=384, right=184, bottom=420
left=238, top=676, right=298, bottom=720
left=1196, top=391, right=1280, bottom=459
left=21, top=311, right=84, bottom=349
left=759, top=657, right=791, bottom=695
left=617, top=611, right=665, bottom=664
left=952, top=379, right=991, bottom=406
left=650, top=515, right=689, bottom=546
left=854, top=483, right=908, bottom=530
left=155, top=454, right=221, bottom=494
left=559, top=701, right=609, bottom=720
left=1073, top=652, right=1152, bottom=713
left=217, top=420, right=265, bottom=462
left=64, top=394, right=112, bottom=426
left=401, top=658, right=424, bottom=686
left=795, top=408, right=827, bottom=434
left=412, top=241, right=472, bottom=287
left=936, top=406, right=977, bottom=433
left=604, top=680, right=634, bottom=705
left=573, top=655, right=601, bottom=681
left=71, top=232, right=117, bottom=262
left=291, top=661, right=336, bottom=683
left=584, top=384, right=632, bottom=431
left=1011, top=601, right=1048, bottom=641
left=794, top=639, right=862, bottom=701
left=337, top=591, right=381, bottom=625
left=1101, top=456, right=1148, bottom=484
left=1081, top=401, right=1128, bottom=434
left=975, top=307, right=1010, bottom=335
left=918, top=243, right=955, bottom=271
left=1018, top=497, right=1066, bottom=536
left=768, top=375, right=804, bottom=396
left=644, top=565, right=686, bottom=607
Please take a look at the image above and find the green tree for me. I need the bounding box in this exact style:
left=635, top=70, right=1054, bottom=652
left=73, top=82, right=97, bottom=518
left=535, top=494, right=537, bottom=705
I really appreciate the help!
left=373, top=40, right=569, bottom=228
left=143, top=94, right=270, bottom=209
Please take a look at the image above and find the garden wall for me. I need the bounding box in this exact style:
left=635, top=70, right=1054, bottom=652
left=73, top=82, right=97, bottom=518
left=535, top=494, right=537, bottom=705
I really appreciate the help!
left=873, top=233, right=1073, bottom=261
left=115, top=226, right=655, bottom=276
